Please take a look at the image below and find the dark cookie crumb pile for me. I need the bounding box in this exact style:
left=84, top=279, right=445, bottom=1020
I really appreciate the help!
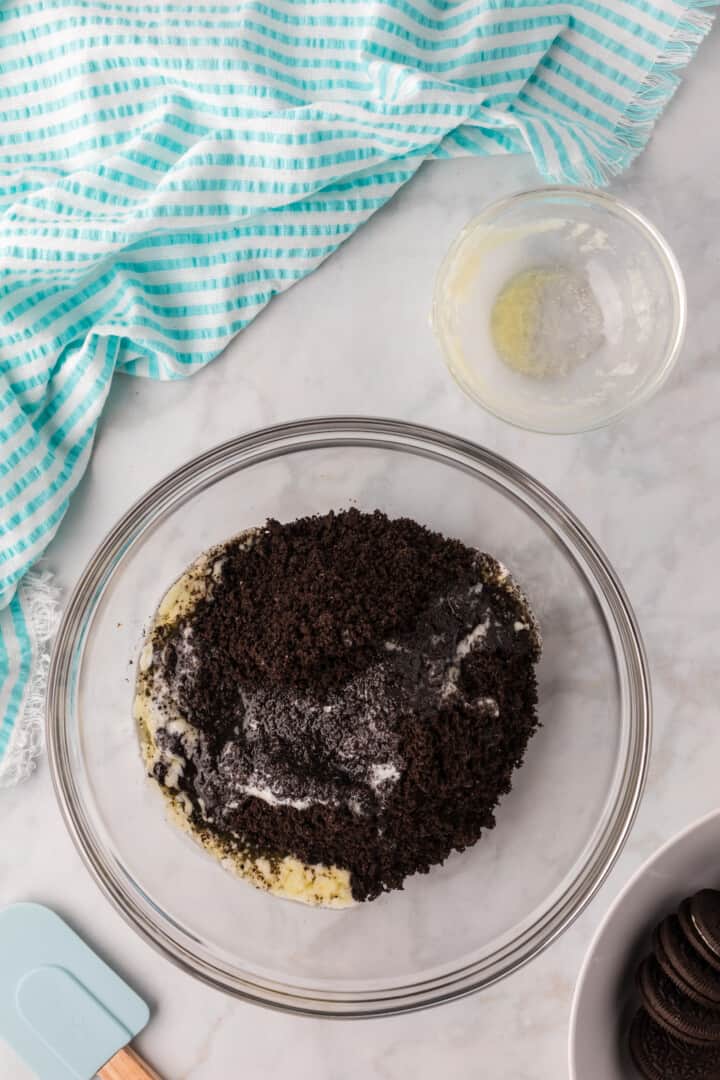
left=142, top=509, right=542, bottom=902
left=166, top=508, right=487, bottom=706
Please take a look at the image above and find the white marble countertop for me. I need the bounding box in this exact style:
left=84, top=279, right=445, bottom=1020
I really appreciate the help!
left=2, top=34, right=719, bottom=1080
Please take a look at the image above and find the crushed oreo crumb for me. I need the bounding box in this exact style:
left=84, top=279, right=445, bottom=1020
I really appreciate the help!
left=139, top=510, right=541, bottom=902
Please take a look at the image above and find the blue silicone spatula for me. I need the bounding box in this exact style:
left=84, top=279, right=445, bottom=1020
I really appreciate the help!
left=0, top=903, right=161, bottom=1080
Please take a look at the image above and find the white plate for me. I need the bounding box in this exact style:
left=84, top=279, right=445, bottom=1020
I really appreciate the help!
left=569, top=808, right=720, bottom=1079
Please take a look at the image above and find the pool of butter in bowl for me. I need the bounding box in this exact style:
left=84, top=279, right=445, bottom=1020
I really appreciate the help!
left=134, top=541, right=355, bottom=910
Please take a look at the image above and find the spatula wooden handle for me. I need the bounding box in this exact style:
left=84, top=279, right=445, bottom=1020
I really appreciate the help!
left=98, top=1045, right=163, bottom=1080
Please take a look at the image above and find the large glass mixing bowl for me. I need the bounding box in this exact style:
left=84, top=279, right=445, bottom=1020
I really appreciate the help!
left=47, top=418, right=650, bottom=1017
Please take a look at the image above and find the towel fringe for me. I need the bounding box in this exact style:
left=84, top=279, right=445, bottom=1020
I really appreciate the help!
left=613, top=1, right=716, bottom=173
left=542, top=0, right=716, bottom=186
left=0, top=570, right=61, bottom=788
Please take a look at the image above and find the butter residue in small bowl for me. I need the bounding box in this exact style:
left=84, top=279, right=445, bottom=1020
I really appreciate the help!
left=490, top=266, right=604, bottom=379
left=431, top=187, right=686, bottom=433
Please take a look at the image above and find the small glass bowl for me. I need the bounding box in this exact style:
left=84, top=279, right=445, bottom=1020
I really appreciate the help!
left=432, top=188, right=686, bottom=434
left=47, top=418, right=650, bottom=1017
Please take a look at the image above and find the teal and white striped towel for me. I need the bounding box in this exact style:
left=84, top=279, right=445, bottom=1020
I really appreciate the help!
left=0, top=0, right=714, bottom=784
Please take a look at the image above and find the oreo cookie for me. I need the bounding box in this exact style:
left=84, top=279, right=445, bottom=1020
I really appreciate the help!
left=680, top=897, right=720, bottom=974
left=691, top=891, right=720, bottom=960
left=654, top=915, right=720, bottom=1007
left=629, top=1008, right=720, bottom=1080
left=637, top=955, right=720, bottom=1046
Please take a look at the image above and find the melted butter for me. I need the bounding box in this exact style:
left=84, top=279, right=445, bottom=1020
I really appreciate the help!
left=490, top=266, right=604, bottom=379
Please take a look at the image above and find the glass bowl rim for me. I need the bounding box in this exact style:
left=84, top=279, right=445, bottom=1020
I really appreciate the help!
left=431, top=185, right=688, bottom=435
left=47, top=416, right=652, bottom=1017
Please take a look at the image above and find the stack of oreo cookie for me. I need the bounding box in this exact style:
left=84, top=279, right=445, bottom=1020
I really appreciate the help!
left=630, top=889, right=720, bottom=1078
